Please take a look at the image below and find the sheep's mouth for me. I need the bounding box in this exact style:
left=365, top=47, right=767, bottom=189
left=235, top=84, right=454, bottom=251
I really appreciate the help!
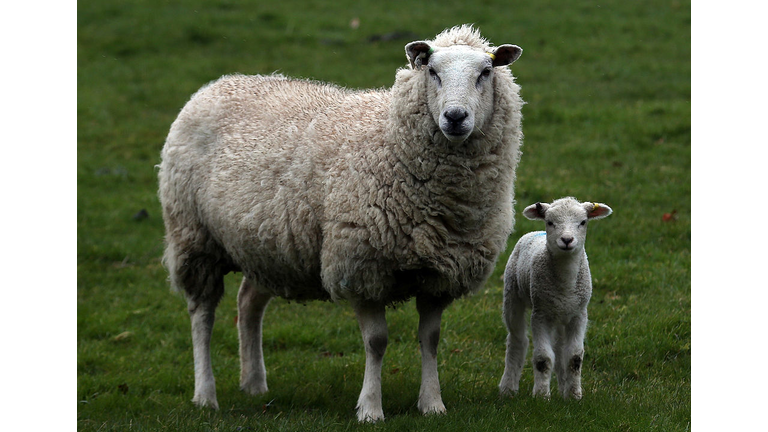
left=439, top=118, right=473, bottom=143
left=439, top=125, right=472, bottom=143
left=442, top=131, right=470, bottom=143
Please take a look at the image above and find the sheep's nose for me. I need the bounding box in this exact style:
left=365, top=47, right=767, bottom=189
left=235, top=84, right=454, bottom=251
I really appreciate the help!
left=444, top=107, right=468, bottom=124
left=561, top=236, right=574, bottom=246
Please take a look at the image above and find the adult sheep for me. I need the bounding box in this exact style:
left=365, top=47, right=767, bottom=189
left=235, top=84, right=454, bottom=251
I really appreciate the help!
left=158, top=24, right=524, bottom=422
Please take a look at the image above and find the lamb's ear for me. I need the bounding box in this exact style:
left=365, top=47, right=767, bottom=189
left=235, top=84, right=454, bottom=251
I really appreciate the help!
left=489, top=44, right=522, bottom=67
left=406, top=41, right=433, bottom=69
left=585, top=202, right=613, bottom=220
left=523, top=202, right=548, bottom=221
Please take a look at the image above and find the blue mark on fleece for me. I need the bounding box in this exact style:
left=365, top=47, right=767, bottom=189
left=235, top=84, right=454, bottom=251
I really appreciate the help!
left=532, top=232, right=546, bottom=237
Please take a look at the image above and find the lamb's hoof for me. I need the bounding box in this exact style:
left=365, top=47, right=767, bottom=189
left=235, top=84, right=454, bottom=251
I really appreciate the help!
left=499, top=385, right=519, bottom=398
left=192, top=395, right=219, bottom=410
left=566, top=387, right=583, bottom=400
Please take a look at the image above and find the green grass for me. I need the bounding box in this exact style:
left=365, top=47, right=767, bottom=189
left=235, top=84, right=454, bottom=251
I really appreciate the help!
left=78, top=0, right=690, bottom=430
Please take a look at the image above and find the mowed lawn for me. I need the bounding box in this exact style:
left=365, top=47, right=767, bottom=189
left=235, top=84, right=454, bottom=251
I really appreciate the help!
left=77, top=0, right=690, bottom=430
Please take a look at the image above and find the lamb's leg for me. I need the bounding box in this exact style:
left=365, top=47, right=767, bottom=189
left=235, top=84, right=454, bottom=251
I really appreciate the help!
left=237, top=277, right=272, bottom=395
left=188, top=298, right=219, bottom=409
left=531, top=311, right=555, bottom=398
left=499, top=297, right=528, bottom=396
left=558, top=314, right=587, bottom=400
left=553, top=327, right=567, bottom=396
left=416, top=295, right=451, bottom=415
left=353, top=300, right=388, bottom=423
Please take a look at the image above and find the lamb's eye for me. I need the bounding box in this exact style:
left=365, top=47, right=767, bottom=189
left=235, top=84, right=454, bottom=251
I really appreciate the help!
left=580, top=220, right=587, bottom=226
left=547, top=221, right=554, bottom=227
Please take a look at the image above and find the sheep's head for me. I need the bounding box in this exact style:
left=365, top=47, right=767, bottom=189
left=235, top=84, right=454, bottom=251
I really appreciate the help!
left=405, top=40, right=522, bottom=143
left=523, top=197, right=613, bottom=254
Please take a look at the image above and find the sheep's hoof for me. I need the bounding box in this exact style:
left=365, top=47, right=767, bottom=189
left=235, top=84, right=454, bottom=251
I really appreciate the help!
left=240, top=381, right=269, bottom=396
left=419, top=402, right=447, bottom=416
left=356, top=408, right=385, bottom=423
left=192, top=395, right=219, bottom=410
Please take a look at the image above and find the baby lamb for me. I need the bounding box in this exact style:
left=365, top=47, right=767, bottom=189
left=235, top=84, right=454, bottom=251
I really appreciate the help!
left=498, top=197, right=612, bottom=399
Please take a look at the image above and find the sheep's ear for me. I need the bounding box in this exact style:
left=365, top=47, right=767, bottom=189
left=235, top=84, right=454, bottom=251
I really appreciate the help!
left=523, top=202, right=548, bottom=220
left=489, top=44, right=522, bottom=67
left=406, top=41, right=433, bottom=69
left=585, top=202, right=613, bottom=220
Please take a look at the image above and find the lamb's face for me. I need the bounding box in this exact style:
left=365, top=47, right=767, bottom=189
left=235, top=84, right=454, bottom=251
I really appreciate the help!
left=425, top=46, right=496, bottom=143
left=542, top=201, right=590, bottom=254
left=522, top=198, right=613, bottom=255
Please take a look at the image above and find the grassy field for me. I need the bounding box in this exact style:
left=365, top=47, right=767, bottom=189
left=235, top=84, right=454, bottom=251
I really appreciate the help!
left=77, top=0, right=690, bottom=430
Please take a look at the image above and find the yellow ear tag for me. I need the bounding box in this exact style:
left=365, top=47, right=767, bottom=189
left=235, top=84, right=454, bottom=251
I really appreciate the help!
left=488, top=52, right=496, bottom=61
left=593, top=203, right=600, bottom=211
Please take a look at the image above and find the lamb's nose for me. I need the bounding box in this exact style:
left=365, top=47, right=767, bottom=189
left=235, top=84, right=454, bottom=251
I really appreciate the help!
left=444, top=107, right=468, bottom=124
left=561, top=236, right=574, bottom=246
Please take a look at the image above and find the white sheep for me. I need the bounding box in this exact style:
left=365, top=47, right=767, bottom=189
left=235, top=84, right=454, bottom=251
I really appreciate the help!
left=158, top=25, right=524, bottom=422
left=498, top=197, right=612, bottom=400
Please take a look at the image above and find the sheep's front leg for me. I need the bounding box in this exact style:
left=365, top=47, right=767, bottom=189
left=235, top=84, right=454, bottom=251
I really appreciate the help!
left=416, top=295, right=451, bottom=416
left=557, top=313, right=587, bottom=400
left=353, top=301, right=388, bottom=423
left=499, top=296, right=528, bottom=396
left=237, top=277, right=272, bottom=396
left=188, top=298, right=219, bottom=409
left=530, top=311, right=555, bottom=398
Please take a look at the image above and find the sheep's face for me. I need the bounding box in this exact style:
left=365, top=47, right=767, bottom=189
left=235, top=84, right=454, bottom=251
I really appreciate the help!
left=405, top=41, right=522, bottom=143
left=523, top=198, right=613, bottom=255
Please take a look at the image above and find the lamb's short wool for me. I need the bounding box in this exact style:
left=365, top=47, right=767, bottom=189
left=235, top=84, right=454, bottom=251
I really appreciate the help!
left=499, top=197, right=612, bottom=400
left=159, top=25, right=524, bottom=422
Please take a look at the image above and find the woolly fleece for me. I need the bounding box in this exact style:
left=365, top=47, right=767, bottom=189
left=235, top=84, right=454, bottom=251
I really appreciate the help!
left=159, top=25, right=524, bottom=306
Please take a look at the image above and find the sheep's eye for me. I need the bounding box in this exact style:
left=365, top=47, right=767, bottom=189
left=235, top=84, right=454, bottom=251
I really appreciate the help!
left=477, top=68, right=492, bottom=86
left=428, top=68, right=441, bottom=86
left=547, top=221, right=554, bottom=227
left=580, top=220, right=587, bottom=226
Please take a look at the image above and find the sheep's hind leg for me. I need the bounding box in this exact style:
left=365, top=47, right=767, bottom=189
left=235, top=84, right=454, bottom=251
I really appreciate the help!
left=499, top=297, right=528, bottom=396
left=416, top=294, right=451, bottom=416
left=353, top=300, right=388, bottom=423
left=188, top=297, right=220, bottom=409
left=237, top=277, right=272, bottom=395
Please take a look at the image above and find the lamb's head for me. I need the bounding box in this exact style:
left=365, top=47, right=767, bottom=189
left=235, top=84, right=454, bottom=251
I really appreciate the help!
left=405, top=38, right=521, bottom=143
left=523, top=197, right=613, bottom=255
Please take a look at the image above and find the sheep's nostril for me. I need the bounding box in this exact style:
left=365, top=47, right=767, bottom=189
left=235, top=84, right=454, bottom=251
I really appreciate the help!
left=561, top=237, right=574, bottom=246
left=444, top=107, right=468, bottom=124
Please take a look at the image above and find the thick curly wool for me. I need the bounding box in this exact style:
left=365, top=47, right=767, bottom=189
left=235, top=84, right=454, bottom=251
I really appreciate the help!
left=159, top=25, right=524, bottom=421
left=431, top=24, right=491, bottom=49
left=161, top=44, right=523, bottom=305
